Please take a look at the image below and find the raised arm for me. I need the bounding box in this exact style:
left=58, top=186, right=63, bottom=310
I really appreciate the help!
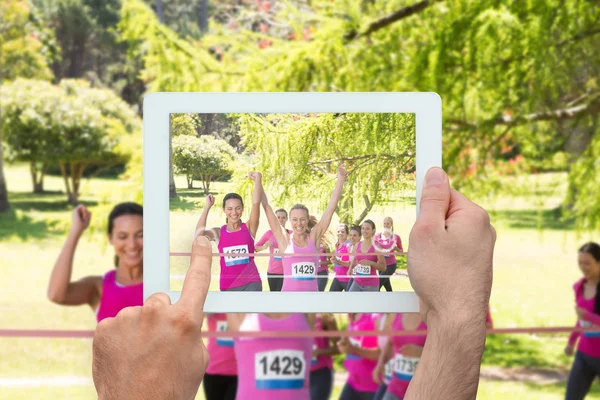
left=195, top=195, right=216, bottom=239
left=246, top=172, right=263, bottom=238
left=260, top=181, right=289, bottom=252
left=47, top=205, right=101, bottom=307
left=311, top=165, right=347, bottom=241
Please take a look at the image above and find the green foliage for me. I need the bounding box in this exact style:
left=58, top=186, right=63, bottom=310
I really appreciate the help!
left=0, top=78, right=141, bottom=202
left=233, top=112, right=415, bottom=225
left=171, top=113, right=200, bottom=136
left=172, top=135, right=236, bottom=193
left=0, top=1, right=56, bottom=81
left=120, top=0, right=600, bottom=230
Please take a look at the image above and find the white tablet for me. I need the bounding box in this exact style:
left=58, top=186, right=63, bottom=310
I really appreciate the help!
left=143, top=92, right=441, bottom=313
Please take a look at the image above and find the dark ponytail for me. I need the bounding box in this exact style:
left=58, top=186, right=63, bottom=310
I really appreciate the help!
left=579, top=242, right=600, bottom=313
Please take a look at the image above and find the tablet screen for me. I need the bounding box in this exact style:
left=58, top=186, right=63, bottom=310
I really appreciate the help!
left=168, top=112, right=415, bottom=294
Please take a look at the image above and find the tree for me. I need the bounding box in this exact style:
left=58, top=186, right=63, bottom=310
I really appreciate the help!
left=0, top=1, right=57, bottom=211
left=172, top=135, right=236, bottom=193
left=234, top=113, right=415, bottom=225
left=120, top=0, right=600, bottom=229
left=0, top=78, right=140, bottom=204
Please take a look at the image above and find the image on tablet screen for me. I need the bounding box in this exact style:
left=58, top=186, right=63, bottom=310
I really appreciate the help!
left=168, top=112, right=416, bottom=293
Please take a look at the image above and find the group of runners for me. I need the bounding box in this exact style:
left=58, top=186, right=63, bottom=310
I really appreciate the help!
left=46, top=167, right=600, bottom=400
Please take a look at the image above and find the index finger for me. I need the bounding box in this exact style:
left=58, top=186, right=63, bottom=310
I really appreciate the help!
left=178, top=236, right=212, bottom=318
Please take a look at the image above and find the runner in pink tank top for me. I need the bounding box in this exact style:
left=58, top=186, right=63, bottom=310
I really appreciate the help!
left=195, top=173, right=265, bottom=291
left=229, top=313, right=314, bottom=400
left=373, top=217, right=404, bottom=292
left=565, top=242, right=600, bottom=399
left=255, top=208, right=291, bottom=292
left=317, top=243, right=332, bottom=291
left=330, top=224, right=351, bottom=291
left=339, top=313, right=381, bottom=400
left=96, top=270, right=143, bottom=322
left=383, top=313, right=427, bottom=400
left=48, top=202, right=144, bottom=323
left=310, top=314, right=339, bottom=400
left=349, top=221, right=386, bottom=292
left=204, top=314, right=238, bottom=400
left=259, top=165, right=348, bottom=292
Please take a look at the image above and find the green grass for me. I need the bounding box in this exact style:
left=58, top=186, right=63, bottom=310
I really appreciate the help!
left=1, top=163, right=599, bottom=399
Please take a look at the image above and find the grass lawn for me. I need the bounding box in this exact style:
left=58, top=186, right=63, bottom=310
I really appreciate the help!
left=2, top=162, right=600, bottom=399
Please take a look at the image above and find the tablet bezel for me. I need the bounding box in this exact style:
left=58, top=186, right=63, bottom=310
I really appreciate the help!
left=143, top=92, right=441, bottom=313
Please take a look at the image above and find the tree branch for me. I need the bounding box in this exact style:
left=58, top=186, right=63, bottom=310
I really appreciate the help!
left=447, top=94, right=600, bottom=131
left=355, top=194, right=372, bottom=226
left=345, top=0, right=434, bottom=42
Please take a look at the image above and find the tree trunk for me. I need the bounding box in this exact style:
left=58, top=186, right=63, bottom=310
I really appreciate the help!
left=30, top=161, right=46, bottom=194
left=187, top=176, right=193, bottom=189
left=169, top=114, right=178, bottom=198
left=0, top=133, right=10, bottom=212
left=59, top=161, right=74, bottom=205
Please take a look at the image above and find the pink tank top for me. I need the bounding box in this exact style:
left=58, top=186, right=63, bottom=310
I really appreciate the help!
left=353, top=241, right=380, bottom=287
left=311, top=315, right=334, bottom=372
left=333, top=242, right=350, bottom=283
left=256, top=229, right=291, bottom=274
left=234, top=314, right=312, bottom=399
left=96, top=270, right=143, bottom=322
left=570, top=279, right=600, bottom=357
left=374, top=233, right=402, bottom=266
left=318, top=245, right=330, bottom=273
left=206, top=314, right=237, bottom=376
left=281, top=234, right=319, bottom=292
left=387, top=314, right=427, bottom=399
left=218, top=223, right=262, bottom=290
left=343, top=313, right=379, bottom=393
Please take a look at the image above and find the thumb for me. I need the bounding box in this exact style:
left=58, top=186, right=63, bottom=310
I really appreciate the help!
left=417, top=167, right=450, bottom=232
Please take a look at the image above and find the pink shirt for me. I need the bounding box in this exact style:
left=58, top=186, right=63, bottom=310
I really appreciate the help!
left=217, top=223, right=262, bottom=290
left=387, top=314, right=427, bottom=399
left=234, top=314, right=312, bottom=399
left=344, top=313, right=379, bottom=393
left=333, top=242, right=350, bottom=283
left=311, top=315, right=334, bottom=372
left=353, top=241, right=380, bottom=287
left=96, top=270, right=143, bottom=322
left=568, top=278, right=600, bottom=357
left=255, top=229, right=290, bottom=274
left=206, top=314, right=237, bottom=376
left=374, top=233, right=403, bottom=266
left=281, top=234, right=319, bottom=292
left=376, top=314, right=393, bottom=385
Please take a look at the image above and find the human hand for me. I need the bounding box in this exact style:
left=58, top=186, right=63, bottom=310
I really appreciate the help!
left=206, top=194, right=215, bottom=208
left=71, top=205, right=91, bottom=235
left=92, top=236, right=212, bottom=400
left=248, top=172, right=262, bottom=182
left=408, top=167, right=496, bottom=327
left=564, top=344, right=574, bottom=356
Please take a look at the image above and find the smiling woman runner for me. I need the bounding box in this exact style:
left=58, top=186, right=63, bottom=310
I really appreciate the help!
left=260, top=165, right=348, bottom=292
left=227, top=313, right=315, bottom=400
left=329, top=224, right=351, bottom=292
left=373, top=217, right=403, bottom=292
left=195, top=172, right=264, bottom=291
left=47, top=203, right=143, bottom=322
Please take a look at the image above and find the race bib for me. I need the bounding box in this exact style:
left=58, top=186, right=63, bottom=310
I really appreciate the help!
left=273, top=248, right=282, bottom=261
left=223, top=245, right=249, bottom=266
left=355, top=265, right=371, bottom=275
left=384, top=359, right=393, bottom=382
left=291, top=262, right=316, bottom=281
left=311, top=344, right=318, bottom=365
left=346, top=337, right=362, bottom=360
left=581, top=320, right=600, bottom=337
left=255, top=350, right=306, bottom=389
left=393, top=354, right=419, bottom=381
left=216, top=320, right=234, bottom=347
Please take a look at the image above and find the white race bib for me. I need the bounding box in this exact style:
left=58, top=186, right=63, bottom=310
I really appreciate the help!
left=355, top=265, right=371, bottom=275
left=291, top=262, right=316, bottom=281
left=216, top=320, right=234, bottom=347
left=255, top=350, right=306, bottom=389
left=223, top=245, right=249, bottom=266
left=581, top=320, right=600, bottom=337
left=393, top=354, right=419, bottom=380
left=273, top=248, right=282, bottom=261
left=346, top=337, right=362, bottom=360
